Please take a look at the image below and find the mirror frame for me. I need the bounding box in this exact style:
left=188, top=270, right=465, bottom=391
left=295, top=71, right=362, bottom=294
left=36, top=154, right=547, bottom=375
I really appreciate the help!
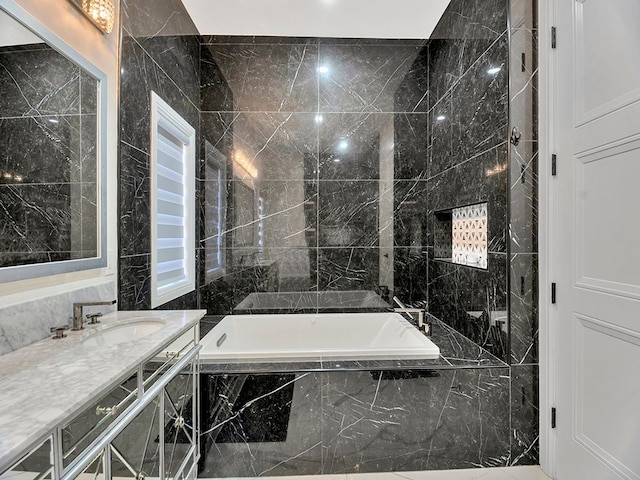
left=0, top=3, right=108, bottom=283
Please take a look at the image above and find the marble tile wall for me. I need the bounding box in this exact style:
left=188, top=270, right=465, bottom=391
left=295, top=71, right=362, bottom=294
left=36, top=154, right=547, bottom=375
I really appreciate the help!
left=118, top=0, right=201, bottom=309
left=425, top=0, right=510, bottom=362
left=0, top=44, right=98, bottom=267
left=0, top=282, right=116, bottom=355
left=508, top=0, right=539, bottom=465
left=425, top=0, right=538, bottom=465
left=200, top=367, right=511, bottom=476
left=198, top=37, right=430, bottom=313
left=115, top=0, right=538, bottom=469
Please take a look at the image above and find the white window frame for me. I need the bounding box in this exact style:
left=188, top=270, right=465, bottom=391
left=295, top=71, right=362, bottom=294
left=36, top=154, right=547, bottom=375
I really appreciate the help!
left=204, top=142, right=227, bottom=283
left=150, top=92, right=196, bottom=308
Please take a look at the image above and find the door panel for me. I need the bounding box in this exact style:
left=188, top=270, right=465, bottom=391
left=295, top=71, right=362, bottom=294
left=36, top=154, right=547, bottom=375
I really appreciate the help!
left=575, top=0, right=640, bottom=124
left=575, top=314, right=640, bottom=479
left=554, top=0, right=640, bottom=479
left=575, top=138, right=640, bottom=299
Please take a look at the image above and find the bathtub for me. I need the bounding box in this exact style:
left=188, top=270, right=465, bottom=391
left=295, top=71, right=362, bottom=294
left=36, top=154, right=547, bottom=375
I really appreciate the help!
left=199, top=312, right=440, bottom=362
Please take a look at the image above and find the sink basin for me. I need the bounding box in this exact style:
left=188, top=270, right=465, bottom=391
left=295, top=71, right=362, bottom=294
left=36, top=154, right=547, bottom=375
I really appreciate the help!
left=82, top=319, right=166, bottom=347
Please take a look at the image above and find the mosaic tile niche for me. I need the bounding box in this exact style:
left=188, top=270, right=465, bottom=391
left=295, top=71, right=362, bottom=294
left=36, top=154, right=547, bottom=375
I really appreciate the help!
left=452, top=203, right=488, bottom=268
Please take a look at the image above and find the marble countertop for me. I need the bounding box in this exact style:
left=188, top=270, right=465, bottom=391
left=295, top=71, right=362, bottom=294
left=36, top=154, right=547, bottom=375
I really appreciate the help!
left=0, top=309, right=205, bottom=474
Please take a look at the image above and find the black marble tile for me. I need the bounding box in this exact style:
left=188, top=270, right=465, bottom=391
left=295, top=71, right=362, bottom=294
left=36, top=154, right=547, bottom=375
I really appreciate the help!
left=80, top=114, right=98, bottom=184
left=134, top=35, right=201, bottom=107
left=394, top=46, right=429, bottom=113
left=320, top=367, right=510, bottom=473
left=0, top=183, right=72, bottom=258
left=318, top=181, right=379, bottom=248
left=223, top=113, right=318, bottom=182
left=449, top=37, right=509, bottom=163
left=200, top=112, right=235, bottom=169
left=393, top=248, right=428, bottom=304
left=428, top=93, right=458, bottom=178
left=121, top=0, right=199, bottom=39
left=238, top=180, right=317, bottom=248
left=318, top=113, right=392, bottom=180
left=510, top=141, right=538, bottom=254
left=510, top=253, right=538, bottom=364
left=429, top=0, right=507, bottom=105
left=0, top=45, right=80, bottom=117
left=430, top=316, right=508, bottom=367
left=200, top=372, right=323, bottom=477
left=80, top=70, right=98, bottom=115
left=200, top=47, right=234, bottom=112
left=394, top=180, right=429, bottom=247
left=432, top=0, right=508, bottom=42
left=199, top=248, right=319, bottom=313
left=0, top=116, right=80, bottom=185
left=205, top=43, right=318, bottom=112
left=118, top=254, right=151, bottom=310
left=318, top=44, right=425, bottom=113
left=393, top=113, right=429, bottom=180
left=120, top=37, right=199, bottom=155
left=428, top=252, right=509, bottom=361
left=510, top=364, right=539, bottom=465
left=80, top=182, right=98, bottom=254
left=0, top=251, right=71, bottom=268
left=119, top=143, right=150, bottom=257
left=317, top=248, right=379, bottom=291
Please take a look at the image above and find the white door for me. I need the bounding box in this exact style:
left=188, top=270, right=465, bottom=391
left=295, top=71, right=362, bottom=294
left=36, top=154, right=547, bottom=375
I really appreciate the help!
left=554, top=0, right=640, bottom=479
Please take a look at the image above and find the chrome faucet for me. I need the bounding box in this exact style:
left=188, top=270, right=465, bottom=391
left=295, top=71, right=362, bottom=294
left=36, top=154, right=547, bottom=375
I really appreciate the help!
left=72, top=300, right=116, bottom=330
left=393, top=296, right=430, bottom=335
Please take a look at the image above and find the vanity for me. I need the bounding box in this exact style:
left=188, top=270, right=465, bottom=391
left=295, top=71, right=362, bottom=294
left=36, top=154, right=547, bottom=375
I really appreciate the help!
left=0, top=310, right=205, bottom=480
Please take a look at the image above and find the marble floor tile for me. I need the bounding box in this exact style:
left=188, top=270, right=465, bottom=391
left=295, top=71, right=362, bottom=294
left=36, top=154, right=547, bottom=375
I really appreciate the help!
left=197, top=466, right=552, bottom=480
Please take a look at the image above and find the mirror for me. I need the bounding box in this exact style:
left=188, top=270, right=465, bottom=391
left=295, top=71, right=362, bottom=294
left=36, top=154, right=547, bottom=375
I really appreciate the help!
left=0, top=5, right=107, bottom=282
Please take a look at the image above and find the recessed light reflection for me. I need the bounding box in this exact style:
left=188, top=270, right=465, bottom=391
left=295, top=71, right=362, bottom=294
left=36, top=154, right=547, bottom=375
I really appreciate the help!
left=338, top=139, right=348, bottom=150
left=317, top=65, right=329, bottom=74
left=333, top=157, right=341, bottom=163
left=315, top=114, right=324, bottom=124
left=487, top=66, right=502, bottom=75
left=436, top=115, right=446, bottom=122
left=48, top=118, right=59, bottom=124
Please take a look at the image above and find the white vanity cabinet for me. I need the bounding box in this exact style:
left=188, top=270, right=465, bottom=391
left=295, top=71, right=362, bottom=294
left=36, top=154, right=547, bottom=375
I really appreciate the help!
left=0, top=310, right=204, bottom=480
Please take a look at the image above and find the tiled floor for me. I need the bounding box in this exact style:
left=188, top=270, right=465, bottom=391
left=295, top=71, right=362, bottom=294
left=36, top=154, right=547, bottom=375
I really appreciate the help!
left=202, top=467, right=554, bottom=480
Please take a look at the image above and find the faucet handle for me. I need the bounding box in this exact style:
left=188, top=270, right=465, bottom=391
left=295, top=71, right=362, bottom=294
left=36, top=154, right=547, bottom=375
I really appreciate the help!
left=50, top=325, right=70, bottom=339
left=86, top=313, right=103, bottom=325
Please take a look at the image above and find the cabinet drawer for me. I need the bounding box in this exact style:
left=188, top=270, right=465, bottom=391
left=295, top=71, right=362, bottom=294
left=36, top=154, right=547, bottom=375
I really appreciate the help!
left=0, top=436, right=53, bottom=480
left=60, top=374, right=139, bottom=469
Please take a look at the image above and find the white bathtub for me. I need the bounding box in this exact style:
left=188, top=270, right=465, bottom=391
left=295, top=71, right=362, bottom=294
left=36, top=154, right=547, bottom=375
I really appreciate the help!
left=200, top=312, right=440, bottom=362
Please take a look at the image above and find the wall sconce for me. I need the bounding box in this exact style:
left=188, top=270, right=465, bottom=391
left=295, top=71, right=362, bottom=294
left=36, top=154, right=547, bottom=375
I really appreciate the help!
left=69, top=0, right=115, bottom=34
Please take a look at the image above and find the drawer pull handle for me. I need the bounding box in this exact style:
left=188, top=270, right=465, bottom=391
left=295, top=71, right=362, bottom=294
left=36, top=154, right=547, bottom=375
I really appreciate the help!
left=95, top=405, right=117, bottom=416
left=216, top=333, right=227, bottom=347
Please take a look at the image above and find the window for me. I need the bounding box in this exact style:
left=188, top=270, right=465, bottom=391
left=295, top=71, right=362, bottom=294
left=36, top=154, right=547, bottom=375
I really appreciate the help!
left=150, top=92, right=195, bottom=307
left=204, top=141, right=227, bottom=282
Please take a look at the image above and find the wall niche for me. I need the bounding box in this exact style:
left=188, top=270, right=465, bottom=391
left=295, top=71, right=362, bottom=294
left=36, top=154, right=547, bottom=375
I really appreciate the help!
left=434, top=202, right=488, bottom=269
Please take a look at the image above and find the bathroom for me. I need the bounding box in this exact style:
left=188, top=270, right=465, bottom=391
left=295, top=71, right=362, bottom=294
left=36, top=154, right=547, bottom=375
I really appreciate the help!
left=0, top=0, right=540, bottom=478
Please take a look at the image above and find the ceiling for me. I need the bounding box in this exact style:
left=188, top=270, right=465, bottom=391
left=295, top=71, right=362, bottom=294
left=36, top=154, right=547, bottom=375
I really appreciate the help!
left=182, top=0, right=452, bottom=39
